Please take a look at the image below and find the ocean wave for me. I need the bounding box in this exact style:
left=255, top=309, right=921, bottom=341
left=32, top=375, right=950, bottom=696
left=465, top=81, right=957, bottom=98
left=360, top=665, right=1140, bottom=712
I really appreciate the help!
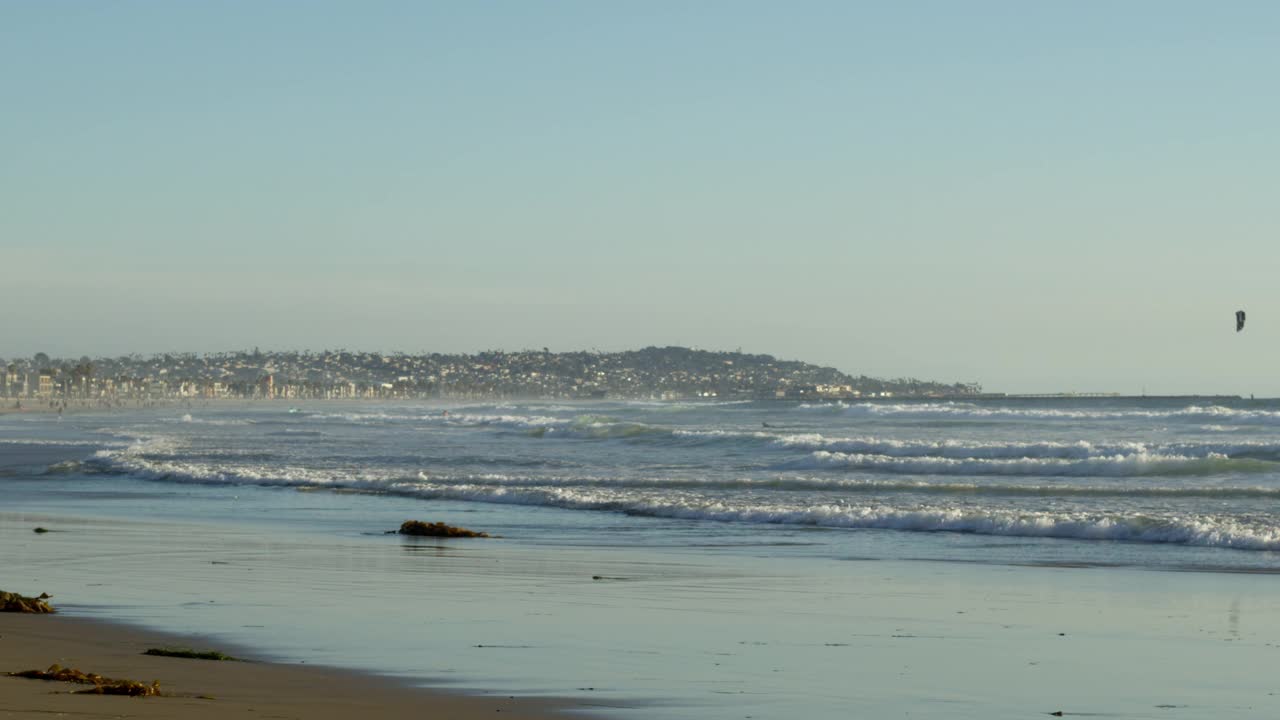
left=391, top=482, right=1280, bottom=552
left=0, top=438, right=126, bottom=448
left=416, top=473, right=1280, bottom=499
left=795, top=402, right=1280, bottom=426
left=368, top=412, right=679, bottom=439
left=436, top=413, right=565, bottom=430
left=263, top=429, right=326, bottom=437
left=781, top=450, right=1273, bottom=477
left=94, top=410, right=1280, bottom=487
left=771, top=434, right=1126, bottom=460
left=335, top=407, right=1280, bottom=464
left=84, top=441, right=1280, bottom=551
left=530, top=415, right=672, bottom=440
left=173, top=414, right=253, bottom=426
left=80, top=443, right=1280, bottom=548
left=85, top=443, right=1280, bottom=499
left=43, top=460, right=85, bottom=474
left=90, top=451, right=403, bottom=490
left=304, top=410, right=432, bottom=424
left=684, top=430, right=1280, bottom=465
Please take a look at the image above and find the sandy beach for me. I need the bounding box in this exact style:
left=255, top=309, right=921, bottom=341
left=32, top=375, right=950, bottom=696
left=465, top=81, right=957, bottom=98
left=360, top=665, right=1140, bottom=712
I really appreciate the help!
left=0, top=612, right=592, bottom=720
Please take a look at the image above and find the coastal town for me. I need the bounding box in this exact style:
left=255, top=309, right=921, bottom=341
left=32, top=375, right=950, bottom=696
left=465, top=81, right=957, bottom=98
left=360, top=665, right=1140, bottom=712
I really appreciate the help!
left=1, top=347, right=981, bottom=404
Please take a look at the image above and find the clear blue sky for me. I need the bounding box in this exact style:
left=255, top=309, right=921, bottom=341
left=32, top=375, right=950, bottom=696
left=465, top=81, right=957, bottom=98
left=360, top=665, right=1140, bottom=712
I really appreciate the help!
left=3, top=1, right=1278, bottom=394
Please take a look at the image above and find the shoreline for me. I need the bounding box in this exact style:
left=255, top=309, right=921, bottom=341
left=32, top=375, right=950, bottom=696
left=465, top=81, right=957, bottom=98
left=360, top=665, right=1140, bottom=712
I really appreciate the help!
left=0, top=611, right=605, bottom=719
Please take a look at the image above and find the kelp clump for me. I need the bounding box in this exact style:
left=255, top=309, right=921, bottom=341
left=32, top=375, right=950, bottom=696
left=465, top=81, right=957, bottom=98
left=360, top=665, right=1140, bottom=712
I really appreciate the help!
left=9, top=664, right=161, bottom=696
left=144, top=647, right=239, bottom=661
left=399, top=520, right=489, bottom=538
left=0, top=590, right=54, bottom=613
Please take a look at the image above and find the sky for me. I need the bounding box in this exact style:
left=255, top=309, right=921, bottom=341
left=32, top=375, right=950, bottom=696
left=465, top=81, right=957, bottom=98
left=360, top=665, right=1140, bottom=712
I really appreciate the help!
left=2, top=1, right=1278, bottom=394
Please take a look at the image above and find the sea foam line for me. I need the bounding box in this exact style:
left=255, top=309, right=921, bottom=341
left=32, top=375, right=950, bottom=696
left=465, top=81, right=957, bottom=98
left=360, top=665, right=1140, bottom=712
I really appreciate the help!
left=85, top=445, right=1280, bottom=551
left=393, top=483, right=1280, bottom=552
left=780, top=450, right=1272, bottom=477
left=795, top=402, right=1280, bottom=426
left=305, top=408, right=1280, bottom=462
left=82, top=445, right=1280, bottom=498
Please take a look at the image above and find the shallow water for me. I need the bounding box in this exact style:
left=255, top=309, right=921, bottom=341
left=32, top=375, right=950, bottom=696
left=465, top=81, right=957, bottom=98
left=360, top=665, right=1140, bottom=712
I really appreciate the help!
left=4, top=398, right=1280, bottom=718
left=49, top=397, right=1280, bottom=564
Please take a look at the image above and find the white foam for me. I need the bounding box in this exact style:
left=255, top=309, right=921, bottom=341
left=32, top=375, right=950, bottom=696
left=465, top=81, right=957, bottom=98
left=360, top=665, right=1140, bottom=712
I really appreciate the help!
left=395, top=482, right=1280, bottom=551
left=171, top=415, right=250, bottom=426
left=782, top=450, right=1251, bottom=477
left=0, top=438, right=127, bottom=448
left=83, top=443, right=1280, bottom=551
left=772, top=434, right=1134, bottom=460
left=672, top=429, right=1280, bottom=466
left=796, top=402, right=1280, bottom=426
left=442, top=413, right=565, bottom=430
left=408, top=472, right=1280, bottom=499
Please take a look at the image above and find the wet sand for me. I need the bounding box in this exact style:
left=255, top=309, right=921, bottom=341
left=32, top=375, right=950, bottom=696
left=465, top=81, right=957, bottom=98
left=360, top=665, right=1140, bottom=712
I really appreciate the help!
left=0, top=438, right=613, bottom=720
left=0, top=612, right=593, bottom=720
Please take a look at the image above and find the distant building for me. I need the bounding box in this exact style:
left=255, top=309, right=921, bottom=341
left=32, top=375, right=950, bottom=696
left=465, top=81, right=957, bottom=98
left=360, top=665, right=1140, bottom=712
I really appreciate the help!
left=5, top=365, right=20, bottom=397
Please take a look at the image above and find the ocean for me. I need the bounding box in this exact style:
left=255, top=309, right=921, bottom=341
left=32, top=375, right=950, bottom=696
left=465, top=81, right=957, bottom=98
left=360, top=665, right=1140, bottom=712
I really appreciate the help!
left=5, top=397, right=1280, bottom=718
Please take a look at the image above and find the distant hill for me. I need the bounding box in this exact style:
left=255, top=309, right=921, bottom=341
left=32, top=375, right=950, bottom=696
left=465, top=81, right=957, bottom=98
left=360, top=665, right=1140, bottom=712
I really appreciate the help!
left=2, top=347, right=980, bottom=400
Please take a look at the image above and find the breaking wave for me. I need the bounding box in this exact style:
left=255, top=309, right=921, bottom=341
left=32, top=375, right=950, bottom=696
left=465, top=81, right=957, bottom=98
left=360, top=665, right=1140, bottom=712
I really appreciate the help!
left=293, top=408, right=1280, bottom=468
left=411, top=489, right=1280, bottom=551
left=780, top=450, right=1275, bottom=477
left=175, top=414, right=253, bottom=426
left=767, top=434, right=1280, bottom=463
left=84, top=442, right=1280, bottom=551
left=0, top=438, right=127, bottom=448
left=796, top=402, right=1280, bottom=426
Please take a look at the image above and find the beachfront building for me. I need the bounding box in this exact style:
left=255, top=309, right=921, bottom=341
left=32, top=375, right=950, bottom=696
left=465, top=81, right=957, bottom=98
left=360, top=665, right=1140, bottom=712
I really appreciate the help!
left=37, top=373, right=54, bottom=399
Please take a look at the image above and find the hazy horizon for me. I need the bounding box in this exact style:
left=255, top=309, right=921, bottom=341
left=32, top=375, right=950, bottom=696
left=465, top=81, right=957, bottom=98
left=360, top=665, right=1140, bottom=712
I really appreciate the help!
left=4, top=2, right=1278, bottom=396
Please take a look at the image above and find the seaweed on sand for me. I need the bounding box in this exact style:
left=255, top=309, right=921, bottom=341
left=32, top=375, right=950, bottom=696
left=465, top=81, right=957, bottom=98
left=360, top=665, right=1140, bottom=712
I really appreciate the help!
left=398, top=520, right=489, bottom=538
left=9, top=664, right=161, bottom=696
left=0, top=590, right=54, bottom=613
left=144, top=647, right=239, bottom=661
